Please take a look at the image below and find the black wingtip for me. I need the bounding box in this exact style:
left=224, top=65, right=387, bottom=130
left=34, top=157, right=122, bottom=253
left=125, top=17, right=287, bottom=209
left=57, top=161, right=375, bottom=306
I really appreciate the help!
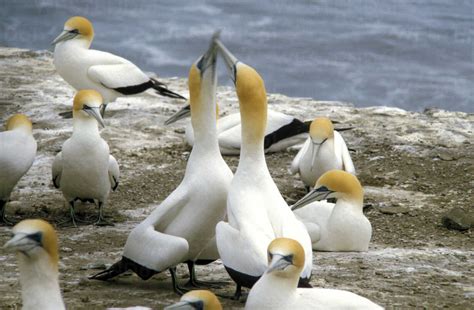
left=89, top=259, right=129, bottom=281
left=150, top=78, right=187, bottom=100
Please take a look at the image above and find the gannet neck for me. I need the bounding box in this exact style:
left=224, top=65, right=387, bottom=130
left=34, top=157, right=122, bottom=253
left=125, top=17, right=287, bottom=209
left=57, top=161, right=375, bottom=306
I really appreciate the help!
left=18, top=254, right=64, bottom=310
left=188, top=64, right=219, bottom=153
left=72, top=117, right=100, bottom=136
left=335, top=196, right=364, bottom=212
left=55, top=36, right=90, bottom=51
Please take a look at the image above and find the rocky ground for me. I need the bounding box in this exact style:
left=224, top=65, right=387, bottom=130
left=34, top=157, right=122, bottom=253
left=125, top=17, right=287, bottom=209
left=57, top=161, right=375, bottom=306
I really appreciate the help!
left=0, top=48, right=473, bottom=309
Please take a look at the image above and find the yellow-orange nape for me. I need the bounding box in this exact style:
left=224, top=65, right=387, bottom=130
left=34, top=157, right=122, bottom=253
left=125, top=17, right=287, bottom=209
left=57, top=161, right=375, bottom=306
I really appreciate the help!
left=235, top=63, right=267, bottom=139
left=64, top=16, right=94, bottom=42
left=6, top=114, right=33, bottom=132
left=309, top=117, right=334, bottom=140
left=188, top=63, right=202, bottom=110
left=12, top=219, right=59, bottom=266
left=316, top=170, right=363, bottom=202
left=73, top=89, right=103, bottom=111
left=268, top=237, right=305, bottom=269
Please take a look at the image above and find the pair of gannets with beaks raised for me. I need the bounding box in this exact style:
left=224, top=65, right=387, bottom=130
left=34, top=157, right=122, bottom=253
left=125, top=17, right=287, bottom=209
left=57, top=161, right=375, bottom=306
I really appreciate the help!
left=246, top=238, right=383, bottom=309
left=0, top=114, right=37, bottom=224
left=52, top=16, right=185, bottom=116
left=213, top=39, right=313, bottom=299
left=165, top=103, right=309, bottom=155
left=292, top=170, right=372, bottom=251
left=90, top=35, right=233, bottom=294
left=52, top=90, right=120, bottom=226
left=291, top=117, right=355, bottom=191
left=4, top=219, right=65, bottom=310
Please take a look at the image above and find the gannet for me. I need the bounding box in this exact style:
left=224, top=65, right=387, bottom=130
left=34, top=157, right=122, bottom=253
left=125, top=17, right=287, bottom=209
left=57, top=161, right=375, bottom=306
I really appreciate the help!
left=164, top=290, right=222, bottom=310
left=52, top=90, right=119, bottom=226
left=0, top=114, right=37, bottom=224
left=52, top=16, right=185, bottom=116
left=165, top=104, right=309, bottom=155
left=214, top=39, right=313, bottom=299
left=90, top=36, right=233, bottom=294
left=291, top=170, right=372, bottom=251
left=4, top=219, right=65, bottom=310
left=245, top=238, right=383, bottom=309
left=290, top=117, right=355, bottom=191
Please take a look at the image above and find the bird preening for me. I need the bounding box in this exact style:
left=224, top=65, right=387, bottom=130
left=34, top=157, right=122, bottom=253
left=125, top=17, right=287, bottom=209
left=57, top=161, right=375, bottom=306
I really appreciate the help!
left=0, top=15, right=385, bottom=310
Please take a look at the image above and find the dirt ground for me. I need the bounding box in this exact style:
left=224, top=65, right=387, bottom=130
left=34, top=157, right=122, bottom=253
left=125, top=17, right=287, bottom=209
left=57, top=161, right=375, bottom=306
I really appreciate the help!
left=0, top=48, right=473, bottom=309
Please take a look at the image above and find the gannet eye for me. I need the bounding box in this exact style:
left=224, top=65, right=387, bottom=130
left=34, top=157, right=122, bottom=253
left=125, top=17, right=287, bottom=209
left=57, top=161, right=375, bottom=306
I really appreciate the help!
left=27, top=232, right=42, bottom=244
left=69, top=29, right=79, bottom=34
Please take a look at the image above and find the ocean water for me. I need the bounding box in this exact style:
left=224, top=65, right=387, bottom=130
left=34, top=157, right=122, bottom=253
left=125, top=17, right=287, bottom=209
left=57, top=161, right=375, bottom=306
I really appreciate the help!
left=1, top=0, right=472, bottom=112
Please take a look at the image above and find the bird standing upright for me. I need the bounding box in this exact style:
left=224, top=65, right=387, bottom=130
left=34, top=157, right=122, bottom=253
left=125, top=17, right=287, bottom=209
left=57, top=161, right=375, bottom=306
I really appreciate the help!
left=290, top=117, right=355, bottom=191
left=214, top=39, right=313, bottom=299
left=3, top=219, right=65, bottom=310
left=90, top=35, right=233, bottom=294
left=52, top=90, right=119, bottom=226
left=0, top=114, right=37, bottom=224
left=52, top=16, right=185, bottom=116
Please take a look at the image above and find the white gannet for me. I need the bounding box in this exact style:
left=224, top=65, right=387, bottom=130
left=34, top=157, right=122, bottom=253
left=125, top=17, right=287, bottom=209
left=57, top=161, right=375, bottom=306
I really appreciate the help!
left=291, top=170, right=372, bottom=251
left=214, top=39, right=313, bottom=299
left=164, top=290, right=222, bottom=310
left=165, top=103, right=309, bottom=155
left=52, top=16, right=185, bottom=116
left=290, top=117, right=355, bottom=191
left=52, top=90, right=119, bottom=226
left=3, top=219, right=65, bottom=310
left=90, top=36, right=233, bottom=294
left=0, top=114, right=37, bottom=224
left=245, top=238, right=383, bottom=309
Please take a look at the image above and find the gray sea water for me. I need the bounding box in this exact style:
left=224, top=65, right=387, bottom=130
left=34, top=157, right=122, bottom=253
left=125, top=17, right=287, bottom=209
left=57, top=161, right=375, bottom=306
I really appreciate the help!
left=1, top=0, right=473, bottom=112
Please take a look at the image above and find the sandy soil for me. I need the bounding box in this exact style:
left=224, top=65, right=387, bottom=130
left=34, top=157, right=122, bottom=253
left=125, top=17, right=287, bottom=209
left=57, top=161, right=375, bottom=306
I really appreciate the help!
left=0, top=48, right=473, bottom=309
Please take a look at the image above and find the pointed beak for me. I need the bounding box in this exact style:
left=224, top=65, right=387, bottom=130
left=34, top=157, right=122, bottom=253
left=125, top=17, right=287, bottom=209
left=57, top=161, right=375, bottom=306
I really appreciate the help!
left=197, top=31, right=219, bottom=76
left=51, top=30, right=78, bottom=45
left=84, top=106, right=105, bottom=128
left=266, top=254, right=291, bottom=273
left=3, top=233, right=36, bottom=252
left=163, top=301, right=195, bottom=310
left=310, top=138, right=327, bottom=171
left=291, top=186, right=333, bottom=211
left=164, top=104, right=191, bottom=125
left=214, top=38, right=239, bottom=84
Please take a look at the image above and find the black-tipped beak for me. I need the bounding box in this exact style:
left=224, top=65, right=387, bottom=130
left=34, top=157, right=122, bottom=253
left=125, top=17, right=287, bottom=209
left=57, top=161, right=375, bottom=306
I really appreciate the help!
left=214, top=38, right=239, bottom=84
left=83, top=105, right=105, bottom=128
left=164, top=104, right=191, bottom=125
left=291, top=186, right=334, bottom=211
left=196, top=31, right=220, bottom=75
left=51, top=30, right=78, bottom=45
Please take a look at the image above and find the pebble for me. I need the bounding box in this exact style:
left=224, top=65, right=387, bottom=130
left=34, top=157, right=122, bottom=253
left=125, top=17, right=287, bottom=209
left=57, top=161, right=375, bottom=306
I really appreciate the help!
left=442, top=207, right=474, bottom=231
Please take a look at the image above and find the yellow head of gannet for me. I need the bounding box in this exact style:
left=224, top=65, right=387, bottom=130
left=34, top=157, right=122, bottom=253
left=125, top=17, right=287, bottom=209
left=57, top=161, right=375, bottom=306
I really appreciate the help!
left=165, top=290, right=223, bottom=310
left=52, top=16, right=94, bottom=46
left=73, top=89, right=105, bottom=127
left=309, top=117, right=334, bottom=143
left=6, top=114, right=33, bottom=133
left=4, top=219, right=59, bottom=267
left=292, top=170, right=364, bottom=211
left=266, top=238, right=305, bottom=278
left=215, top=38, right=267, bottom=143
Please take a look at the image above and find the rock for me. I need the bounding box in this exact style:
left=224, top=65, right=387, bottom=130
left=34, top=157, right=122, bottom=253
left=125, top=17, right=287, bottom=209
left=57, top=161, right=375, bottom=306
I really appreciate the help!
left=376, top=204, right=410, bottom=215
left=442, top=207, right=474, bottom=231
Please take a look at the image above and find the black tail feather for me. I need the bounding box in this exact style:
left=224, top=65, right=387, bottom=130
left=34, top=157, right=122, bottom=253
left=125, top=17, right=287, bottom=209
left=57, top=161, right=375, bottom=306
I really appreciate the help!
left=89, top=259, right=129, bottom=281
left=150, top=78, right=187, bottom=100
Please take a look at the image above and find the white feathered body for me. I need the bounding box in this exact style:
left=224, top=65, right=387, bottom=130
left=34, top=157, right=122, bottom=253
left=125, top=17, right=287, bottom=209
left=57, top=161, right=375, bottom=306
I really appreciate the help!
left=53, top=118, right=117, bottom=203
left=185, top=111, right=308, bottom=155
left=0, top=128, right=36, bottom=200
left=217, top=154, right=313, bottom=279
left=246, top=273, right=383, bottom=310
left=294, top=200, right=372, bottom=251
left=291, top=131, right=355, bottom=188
left=54, top=40, right=149, bottom=103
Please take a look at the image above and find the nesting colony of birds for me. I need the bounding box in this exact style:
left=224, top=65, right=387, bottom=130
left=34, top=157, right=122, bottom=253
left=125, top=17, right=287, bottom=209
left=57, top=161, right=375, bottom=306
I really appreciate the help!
left=5, top=15, right=470, bottom=309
